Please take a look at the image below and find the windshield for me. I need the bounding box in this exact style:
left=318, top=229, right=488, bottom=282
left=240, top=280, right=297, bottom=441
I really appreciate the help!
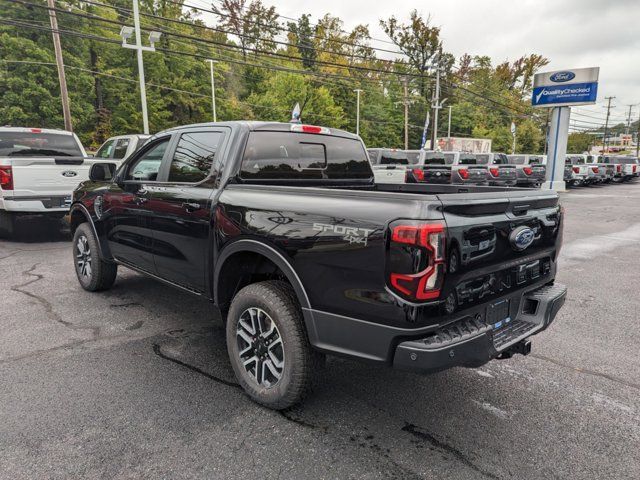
left=0, top=131, right=83, bottom=157
left=422, top=152, right=446, bottom=165
left=509, top=155, right=526, bottom=165
left=378, top=150, right=419, bottom=165
left=529, top=156, right=543, bottom=165
left=459, top=154, right=478, bottom=165
left=491, top=154, right=509, bottom=165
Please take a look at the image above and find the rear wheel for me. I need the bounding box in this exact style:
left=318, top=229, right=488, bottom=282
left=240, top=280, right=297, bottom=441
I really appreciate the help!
left=226, top=281, right=322, bottom=410
left=73, top=223, right=117, bottom=291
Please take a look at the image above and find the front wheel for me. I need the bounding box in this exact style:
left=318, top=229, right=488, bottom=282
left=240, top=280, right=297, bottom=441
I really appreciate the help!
left=226, top=281, right=322, bottom=410
left=73, top=223, right=117, bottom=291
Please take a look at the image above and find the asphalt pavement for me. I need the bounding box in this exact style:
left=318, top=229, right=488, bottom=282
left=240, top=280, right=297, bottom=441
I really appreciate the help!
left=1, top=182, right=639, bottom=479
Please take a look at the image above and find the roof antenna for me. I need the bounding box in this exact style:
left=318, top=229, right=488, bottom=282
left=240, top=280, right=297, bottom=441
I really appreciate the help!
left=290, top=102, right=302, bottom=124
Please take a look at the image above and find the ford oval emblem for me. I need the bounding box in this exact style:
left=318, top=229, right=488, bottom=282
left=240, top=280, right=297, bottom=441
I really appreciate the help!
left=61, top=170, right=78, bottom=177
left=550, top=71, right=575, bottom=83
left=510, top=226, right=536, bottom=251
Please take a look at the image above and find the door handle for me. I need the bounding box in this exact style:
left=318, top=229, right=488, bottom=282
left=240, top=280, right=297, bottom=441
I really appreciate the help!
left=182, top=202, right=202, bottom=212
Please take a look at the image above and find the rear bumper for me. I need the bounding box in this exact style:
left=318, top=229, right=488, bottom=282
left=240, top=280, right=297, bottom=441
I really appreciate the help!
left=488, top=179, right=517, bottom=187
left=392, top=283, right=567, bottom=373
left=0, top=195, right=71, bottom=213
left=516, top=177, right=544, bottom=187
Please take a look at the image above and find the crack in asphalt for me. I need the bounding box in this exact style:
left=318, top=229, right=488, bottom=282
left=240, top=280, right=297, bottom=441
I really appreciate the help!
left=531, top=353, right=640, bottom=391
left=338, top=383, right=500, bottom=480
left=0, top=245, right=68, bottom=261
left=402, top=423, right=501, bottom=480
left=152, top=341, right=495, bottom=479
left=10, top=264, right=100, bottom=339
left=152, top=343, right=240, bottom=389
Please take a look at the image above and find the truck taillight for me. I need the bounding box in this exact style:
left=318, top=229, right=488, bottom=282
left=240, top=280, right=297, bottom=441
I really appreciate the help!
left=290, top=124, right=330, bottom=134
left=388, top=221, right=446, bottom=301
left=489, top=167, right=500, bottom=177
left=592, top=166, right=599, bottom=174
left=634, top=165, right=637, bottom=173
left=572, top=166, right=580, bottom=174
left=617, top=165, right=622, bottom=173
left=0, top=166, right=13, bottom=190
left=458, top=168, right=469, bottom=180
left=523, top=167, right=533, bottom=175
left=411, top=168, right=425, bottom=181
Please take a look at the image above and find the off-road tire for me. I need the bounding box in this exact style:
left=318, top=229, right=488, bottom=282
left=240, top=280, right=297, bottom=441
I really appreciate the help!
left=73, top=223, right=117, bottom=291
left=226, top=280, right=322, bottom=410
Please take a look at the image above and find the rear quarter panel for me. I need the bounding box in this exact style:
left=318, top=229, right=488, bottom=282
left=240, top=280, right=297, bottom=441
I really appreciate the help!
left=216, top=184, right=442, bottom=326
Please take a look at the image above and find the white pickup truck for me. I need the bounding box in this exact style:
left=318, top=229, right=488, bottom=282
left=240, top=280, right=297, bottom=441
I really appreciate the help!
left=0, top=127, right=107, bottom=236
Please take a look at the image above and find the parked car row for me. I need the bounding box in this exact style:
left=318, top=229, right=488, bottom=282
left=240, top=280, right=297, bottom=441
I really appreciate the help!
left=369, top=149, right=538, bottom=187
left=0, top=127, right=148, bottom=236
left=564, top=154, right=639, bottom=186
left=368, top=148, right=640, bottom=189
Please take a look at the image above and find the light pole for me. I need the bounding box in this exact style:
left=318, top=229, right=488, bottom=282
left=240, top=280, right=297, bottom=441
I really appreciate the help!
left=447, top=105, right=452, bottom=138
left=206, top=59, right=218, bottom=122
left=120, top=0, right=161, bottom=135
left=354, top=89, right=363, bottom=136
left=511, top=121, right=517, bottom=154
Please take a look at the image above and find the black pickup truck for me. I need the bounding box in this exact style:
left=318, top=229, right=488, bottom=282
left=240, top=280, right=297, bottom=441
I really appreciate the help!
left=70, top=121, right=567, bottom=410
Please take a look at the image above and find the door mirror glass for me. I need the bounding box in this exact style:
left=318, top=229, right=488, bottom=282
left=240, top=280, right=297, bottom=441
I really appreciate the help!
left=89, top=162, right=116, bottom=182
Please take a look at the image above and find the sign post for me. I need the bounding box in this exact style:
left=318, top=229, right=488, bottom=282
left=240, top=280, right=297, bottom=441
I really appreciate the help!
left=532, top=67, right=599, bottom=191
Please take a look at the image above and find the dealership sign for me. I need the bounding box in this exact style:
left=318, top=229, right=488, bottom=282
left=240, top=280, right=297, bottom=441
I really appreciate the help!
left=532, top=67, right=599, bottom=108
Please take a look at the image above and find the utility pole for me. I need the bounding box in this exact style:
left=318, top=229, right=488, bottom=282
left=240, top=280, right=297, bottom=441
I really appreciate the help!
left=602, top=96, right=616, bottom=154
left=46, top=0, right=72, bottom=131
left=354, top=89, right=363, bottom=136
left=625, top=104, right=634, bottom=135
left=206, top=59, right=218, bottom=122
left=120, top=1, right=161, bottom=134
left=402, top=77, right=409, bottom=150
left=132, top=0, right=148, bottom=134
left=447, top=105, right=452, bottom=138
left=430, top=60, right=446, bottom=150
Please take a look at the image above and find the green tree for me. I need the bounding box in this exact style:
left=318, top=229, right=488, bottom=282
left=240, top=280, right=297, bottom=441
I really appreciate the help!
left=380, top=11, right=442, bottom=99
left=288, top=14, right=316, bottom=70
left=567, top=132, right=594, bottom=154
left=212, top=0, right=280, bottom=59
left=516, top=119, right=544, bottom=153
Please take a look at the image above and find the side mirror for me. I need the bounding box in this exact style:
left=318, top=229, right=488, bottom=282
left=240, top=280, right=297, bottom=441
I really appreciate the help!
left=89, top=162, right=117, bottom=182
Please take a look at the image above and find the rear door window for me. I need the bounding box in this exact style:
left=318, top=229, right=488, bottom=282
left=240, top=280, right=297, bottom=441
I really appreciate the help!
left=95, top=139, right=115, bottom=159
left=240, top=132, right=371, bottom=180
left=0, top=131, right=83, bottom=157
left=113, top=138, right=130, bottom=159
left=168, top=131, right=224, bottom=183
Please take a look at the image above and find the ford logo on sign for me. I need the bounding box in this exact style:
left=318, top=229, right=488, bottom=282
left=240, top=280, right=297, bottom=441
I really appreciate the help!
left=61, top=170, right=77, bottom=178
left=509, top=226, right=536, bottom=252
left=550, top=71, right=575, bottom=83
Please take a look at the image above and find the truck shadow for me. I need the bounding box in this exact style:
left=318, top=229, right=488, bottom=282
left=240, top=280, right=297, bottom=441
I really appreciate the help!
left=128, top=275, right=554, bottom=480
left=4, top=216, right=70, bottom=243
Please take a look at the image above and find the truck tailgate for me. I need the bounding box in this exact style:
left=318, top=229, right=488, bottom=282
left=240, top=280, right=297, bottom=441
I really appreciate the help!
left=7, top=157, right=92, bottom=197
left=437, top=190, right=562, bottom=313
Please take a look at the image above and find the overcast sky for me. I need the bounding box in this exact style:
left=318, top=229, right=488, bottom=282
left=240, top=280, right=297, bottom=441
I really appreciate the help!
left=268, top=0, right=640, bottom=125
